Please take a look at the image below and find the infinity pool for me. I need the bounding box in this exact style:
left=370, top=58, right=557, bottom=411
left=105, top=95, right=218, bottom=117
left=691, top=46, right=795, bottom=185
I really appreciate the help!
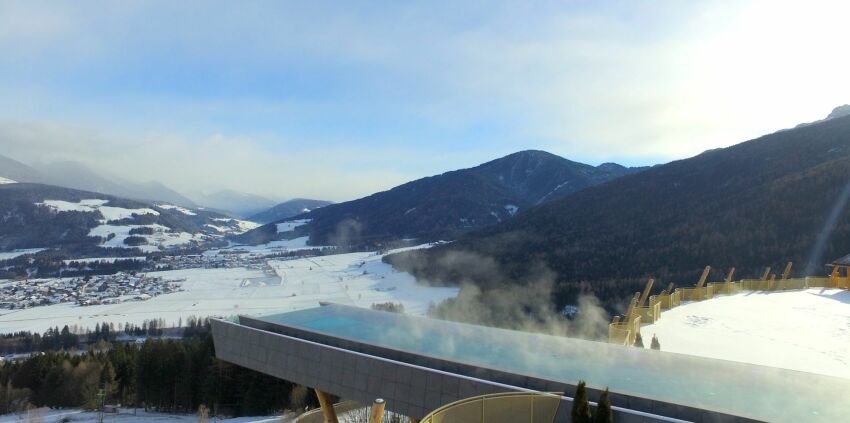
left=248, top=305, right=850, bottom=422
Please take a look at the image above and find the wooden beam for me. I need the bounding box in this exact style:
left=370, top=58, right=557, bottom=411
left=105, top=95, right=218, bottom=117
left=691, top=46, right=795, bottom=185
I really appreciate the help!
left=725, top=267, right=736, bottom=282
left=368, top=399, right=385, bottom=423
left=782, top=262, right=793, bottom=280
left=314, top=389, right=339, bottom=423
left=696, top=266, right=711, bottom=289
left=761, top=267, right=771, bottom=281
left=625, top=293, right=640, bottom=318
left=638, top=278, right=655, bottom=307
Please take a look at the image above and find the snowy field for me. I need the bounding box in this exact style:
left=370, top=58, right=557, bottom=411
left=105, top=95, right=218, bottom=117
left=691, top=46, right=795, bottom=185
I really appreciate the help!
left=0, top=248, right=47, bottom=260
left=642, top=288, right=850, bottom=379
left=0, top=248, right=458, bottom=334
left=0, top=408, right=290, bottom=423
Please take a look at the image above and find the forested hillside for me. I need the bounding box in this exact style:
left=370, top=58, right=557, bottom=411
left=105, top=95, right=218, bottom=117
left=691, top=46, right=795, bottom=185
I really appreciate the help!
left=239, top=151, right=644, bottom=247
left=387, top=114, right=850, bottom=312
left=0, top=183, right=252, bottom=256
left=0, top=322, right=318, bottom=416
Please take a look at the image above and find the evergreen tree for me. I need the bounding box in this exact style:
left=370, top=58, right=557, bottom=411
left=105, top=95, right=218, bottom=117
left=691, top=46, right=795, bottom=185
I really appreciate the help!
left=650, top=334, right=660, bottom=350
left=634, top=333, right=644, bottom=348
left=571, top=380, right=592, bottom=423
left=595, top=388, right=613, bottom=423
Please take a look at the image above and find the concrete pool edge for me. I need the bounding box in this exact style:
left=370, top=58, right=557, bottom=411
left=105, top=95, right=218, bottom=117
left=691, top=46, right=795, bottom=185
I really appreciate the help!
left=212, top=318, right=705, bottom=423
left=230, top=311, right=766, bottom=422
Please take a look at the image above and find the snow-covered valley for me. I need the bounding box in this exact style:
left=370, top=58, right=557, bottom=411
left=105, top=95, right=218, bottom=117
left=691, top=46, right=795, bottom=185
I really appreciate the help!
left=0, top=247, right=458, bottom=334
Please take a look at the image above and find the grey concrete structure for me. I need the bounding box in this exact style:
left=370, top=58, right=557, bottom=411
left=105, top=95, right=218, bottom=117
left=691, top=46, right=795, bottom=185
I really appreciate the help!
left=212, top=315, right=764, bottom=423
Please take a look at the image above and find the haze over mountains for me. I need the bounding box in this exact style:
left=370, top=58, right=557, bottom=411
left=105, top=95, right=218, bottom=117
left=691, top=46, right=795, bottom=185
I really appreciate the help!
left=0, top=154, right=328, bottom=219
left=387, top=106, right=850, bottom=311
left=239, top=151, right=645, bottom=246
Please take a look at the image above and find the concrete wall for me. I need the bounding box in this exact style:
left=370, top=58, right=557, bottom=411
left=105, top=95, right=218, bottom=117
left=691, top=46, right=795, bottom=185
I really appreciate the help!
left=212, top=319, right=761, bottom=423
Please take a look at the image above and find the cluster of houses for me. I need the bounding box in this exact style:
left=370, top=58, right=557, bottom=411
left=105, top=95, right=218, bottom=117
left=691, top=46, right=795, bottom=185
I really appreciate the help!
left=0, top=272, right=183, bottom=309
left=156, top=252, right=279, bottom=271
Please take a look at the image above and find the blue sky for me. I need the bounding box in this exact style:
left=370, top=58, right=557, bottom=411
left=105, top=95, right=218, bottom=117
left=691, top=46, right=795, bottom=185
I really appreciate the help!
left=1, top=1, right=849, bottom=201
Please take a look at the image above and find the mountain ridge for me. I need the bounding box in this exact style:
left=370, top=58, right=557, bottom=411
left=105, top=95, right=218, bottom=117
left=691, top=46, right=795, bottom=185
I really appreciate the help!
left=386, top=113, right=850, bottom=311
left=248, top=198, right=334, bottom=224
left=238, top=150, right=645, bottom=246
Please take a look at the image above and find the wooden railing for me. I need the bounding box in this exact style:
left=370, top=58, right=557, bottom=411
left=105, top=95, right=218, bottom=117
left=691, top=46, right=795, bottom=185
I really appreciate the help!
left=608, top=274, right=850, bottom=344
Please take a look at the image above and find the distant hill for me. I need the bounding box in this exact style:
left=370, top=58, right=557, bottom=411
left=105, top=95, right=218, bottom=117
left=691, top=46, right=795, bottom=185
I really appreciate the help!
left=238, top=150, right=644, bottom=246
left=387, top=111, right=850, bottom=311
left=0, top=154, right=44, bottom=183
left=248, top=198, right=333, bottom=224
left=190, top=189, right=277, bottom=218
left=0, top=156, right=198, bottom=208
left=34, top=161, right=198, bottom=208
left=0, top=183, right=255, bottom=256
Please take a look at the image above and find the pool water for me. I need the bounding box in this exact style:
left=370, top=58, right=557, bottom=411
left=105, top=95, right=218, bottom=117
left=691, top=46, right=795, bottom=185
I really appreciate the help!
left=252, top=304, right=850, bottom=422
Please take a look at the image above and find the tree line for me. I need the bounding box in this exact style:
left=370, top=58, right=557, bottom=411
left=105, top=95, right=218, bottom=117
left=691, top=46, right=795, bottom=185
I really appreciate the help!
left=0, top=322, right=319, bottom=417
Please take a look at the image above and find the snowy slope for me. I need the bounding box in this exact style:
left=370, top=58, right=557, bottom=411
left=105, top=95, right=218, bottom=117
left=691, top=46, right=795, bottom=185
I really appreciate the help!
left=642, top=289, right=850, bottom=379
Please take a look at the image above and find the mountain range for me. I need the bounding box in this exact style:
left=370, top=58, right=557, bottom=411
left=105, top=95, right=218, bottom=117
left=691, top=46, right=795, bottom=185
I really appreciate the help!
left=187, top=189, right=278, bottom=218
left=238, top=151, right=645, bottom=246
left=0, top=182, right=256, bottom=259
left=0, top=155, right=318, bottom=219
left=248, top=199, right=334, bottom=224
left=386, top=107, right=850, bottom=311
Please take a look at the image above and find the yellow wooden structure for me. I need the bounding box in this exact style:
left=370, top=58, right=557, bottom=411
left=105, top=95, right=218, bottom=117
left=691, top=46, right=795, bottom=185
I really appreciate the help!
left=608, top=256, right=850, bottom=344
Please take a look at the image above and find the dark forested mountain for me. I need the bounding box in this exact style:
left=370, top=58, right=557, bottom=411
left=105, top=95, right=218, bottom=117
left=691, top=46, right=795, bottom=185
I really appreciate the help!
left=0, top=183, right=252, bottom=256
left=386, top=112, right=850, bottom=311
left=190, top=189, right=277, bottom=218
left=239, top=150, right=644, bottom=246
left=247, top=198, right=333, bottom=224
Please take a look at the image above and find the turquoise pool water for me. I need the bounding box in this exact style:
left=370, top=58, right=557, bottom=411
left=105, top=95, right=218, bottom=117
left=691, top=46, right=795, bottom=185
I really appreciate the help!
left=251, top=305, right=850, bottom=422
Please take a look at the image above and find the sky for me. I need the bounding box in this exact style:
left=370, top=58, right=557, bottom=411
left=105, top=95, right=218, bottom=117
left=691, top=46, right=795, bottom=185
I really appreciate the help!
left=1, top=0, right=849, bottom=202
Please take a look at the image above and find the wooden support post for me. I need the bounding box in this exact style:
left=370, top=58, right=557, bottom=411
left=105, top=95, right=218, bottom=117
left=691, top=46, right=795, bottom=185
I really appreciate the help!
left=761, top=267, right=771, bottom=281
left=314, top=389, right=339, bottom=423
left=723, top=267, right=735, bottom=294
left=638, top=278, right=655, bottom=308
left=625, top=292, right=640, bottom=318
left=696, top=266, right=711, bottom=289
left=665, top=282, right=674, bottom=295
left=782, top=262, right=793, bottom=280
left=368, top=399, right=385, bottom=423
